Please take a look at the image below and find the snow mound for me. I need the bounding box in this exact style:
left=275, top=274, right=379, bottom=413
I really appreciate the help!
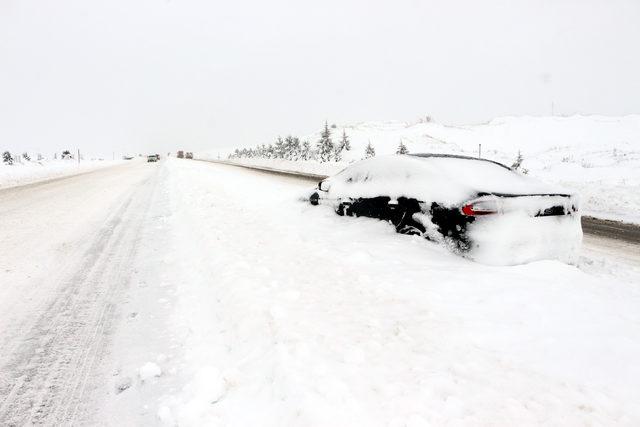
left=139, top=362, right=163, bottom=381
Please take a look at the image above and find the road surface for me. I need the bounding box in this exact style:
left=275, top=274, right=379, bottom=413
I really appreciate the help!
left=0, top=159, right=639, bottom=425
left=0, top=161, right=159, bottom=424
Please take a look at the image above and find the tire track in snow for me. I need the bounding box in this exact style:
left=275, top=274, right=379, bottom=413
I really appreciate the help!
left=0, top=167, right=160, bottom=425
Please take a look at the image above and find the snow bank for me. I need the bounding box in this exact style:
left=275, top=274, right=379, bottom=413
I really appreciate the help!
left=201, top=115, right=640, bottom=223
left=0, top=158, right=126, bottom=189
left=227, top=157, right=344, bottom=177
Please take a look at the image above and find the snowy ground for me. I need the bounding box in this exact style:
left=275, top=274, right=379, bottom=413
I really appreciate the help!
left=1, top=158, right=640, bottom=425
left=0, top=157, right=126, bottom=189
left=203, top=115, right=640, bottom=224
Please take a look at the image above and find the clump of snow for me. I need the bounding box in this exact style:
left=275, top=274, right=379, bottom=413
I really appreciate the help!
left=139, top=362, right=162, bottom=381
left=201, top=115, right=640, bottom=223
left=115, top=377, right=133, bottom=394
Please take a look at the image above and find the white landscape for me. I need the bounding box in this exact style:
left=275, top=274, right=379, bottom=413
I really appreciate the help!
left=2, top=0, right=640, bottom=425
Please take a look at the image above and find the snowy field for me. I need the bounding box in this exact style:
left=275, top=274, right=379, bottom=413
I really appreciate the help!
left=1, top=158, right=639, bottom=425
left=204, top=115, right=640, bottom=224
left=0, top=157, right=126, bottom=189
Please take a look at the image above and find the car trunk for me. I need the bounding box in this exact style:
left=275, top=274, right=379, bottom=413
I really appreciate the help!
left=468, top=192, right=579, bottom=217
left=461, top=192, right=582, bottom=265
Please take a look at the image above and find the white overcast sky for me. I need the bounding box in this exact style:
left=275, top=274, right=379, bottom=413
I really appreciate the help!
left=1, top=0, right=639, bottom=156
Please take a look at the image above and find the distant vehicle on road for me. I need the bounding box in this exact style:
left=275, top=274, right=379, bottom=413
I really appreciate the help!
left=185, top=152, right=193, bottom=159
left=177, top=151, right=184, bottom=158
left=307, top=154, right=582, bottom=264
left=147, top=154, right=159, bottom=162
left=123, top=155, right=134, bottom=160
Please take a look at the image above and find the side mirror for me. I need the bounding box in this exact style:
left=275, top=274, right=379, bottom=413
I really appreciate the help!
left=318, top=180, right=330, bottom=192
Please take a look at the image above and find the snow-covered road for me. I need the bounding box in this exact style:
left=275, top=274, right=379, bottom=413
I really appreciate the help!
left=0, top=161, right=161, bottom=424
left=1, top=159, right=639, bottom=425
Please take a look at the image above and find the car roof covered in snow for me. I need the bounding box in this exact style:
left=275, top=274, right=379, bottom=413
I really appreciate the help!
left=409, top=153, right=512, bottom=170
left=325, top=154, right=568, bottom=206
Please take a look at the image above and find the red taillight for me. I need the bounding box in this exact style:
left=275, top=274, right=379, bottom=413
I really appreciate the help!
left=461, top=199, right=500, bottom=216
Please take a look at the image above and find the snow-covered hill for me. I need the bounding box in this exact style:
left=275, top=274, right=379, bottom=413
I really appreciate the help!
left=201, top=115, right=640, bottom=224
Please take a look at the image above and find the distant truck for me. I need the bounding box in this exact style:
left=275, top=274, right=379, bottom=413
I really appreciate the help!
left=185, top=152, right=194, bottom=159
left=147, top=154, right=159, bottom=162
left=177, top=151, right=184, bottom=158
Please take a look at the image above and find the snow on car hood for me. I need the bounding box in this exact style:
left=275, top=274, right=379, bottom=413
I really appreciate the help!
left=324, top=155, right=568, bottom=206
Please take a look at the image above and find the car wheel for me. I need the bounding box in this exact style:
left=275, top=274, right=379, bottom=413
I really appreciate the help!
left=397, top=224, right=423, bottom=235
left=336, top=202, right=351, bottom=216
left=391, top=200, right=426, bottom=235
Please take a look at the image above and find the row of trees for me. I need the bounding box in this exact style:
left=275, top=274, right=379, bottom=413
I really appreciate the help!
left=231, top=136, right=314, bottom=161
left=229, top=122, right=354, bottom=162
left=229, top=122, right=411, bottom=162
left=316, top=122, right=351, bottom=162
left=3, top=151, right=33, bottom=165
left=2, top=150, right=73, bottom=165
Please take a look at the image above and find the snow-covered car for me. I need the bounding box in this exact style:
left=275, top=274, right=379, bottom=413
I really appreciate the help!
left=307, top=154, right=582, bottom=265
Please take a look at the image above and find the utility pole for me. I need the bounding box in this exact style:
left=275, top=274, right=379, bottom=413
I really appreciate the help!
left=478, top=143, right=482, bottom=159
left=77, top=148, right=80, bottom=164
